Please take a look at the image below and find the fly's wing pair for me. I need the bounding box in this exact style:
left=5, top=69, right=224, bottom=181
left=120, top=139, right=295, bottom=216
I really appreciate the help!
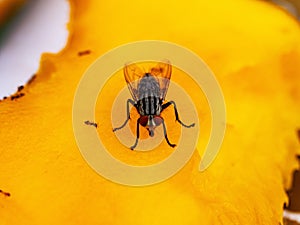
left=123, top=62, right=143, bottom=102
left=123, top=60, right=172, bottom=101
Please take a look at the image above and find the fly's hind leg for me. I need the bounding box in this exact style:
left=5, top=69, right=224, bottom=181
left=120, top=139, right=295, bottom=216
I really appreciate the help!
left=162, top=100, right=195, bottom=128
left=162, top=118, right=176, bottom=148
left=130, top=117, right=141, bottom=150
left=112, top=99, right=135, bottom=132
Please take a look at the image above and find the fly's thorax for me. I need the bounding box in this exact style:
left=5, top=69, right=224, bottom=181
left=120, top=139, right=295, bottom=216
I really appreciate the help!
left=137, top=96, right=162, bottom=116
left=137, top=74, right=160, bottom=100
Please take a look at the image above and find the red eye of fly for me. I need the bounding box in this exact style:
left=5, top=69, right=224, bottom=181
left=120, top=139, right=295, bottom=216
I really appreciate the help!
left=139, top=116, right=148, bottom=127
left=153, top=116, right=163, bottom=125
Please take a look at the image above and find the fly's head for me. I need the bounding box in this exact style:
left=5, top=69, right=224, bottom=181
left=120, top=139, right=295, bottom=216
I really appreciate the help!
left=139, top=115, right=163, bottom=137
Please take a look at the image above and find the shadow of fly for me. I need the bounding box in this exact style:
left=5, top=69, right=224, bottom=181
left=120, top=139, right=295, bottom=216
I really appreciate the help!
left=113, top=60, right=195, bottom=150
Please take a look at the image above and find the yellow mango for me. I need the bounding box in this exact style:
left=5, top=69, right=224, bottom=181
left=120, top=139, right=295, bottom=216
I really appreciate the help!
left=0, top=0, right=300, bottom=224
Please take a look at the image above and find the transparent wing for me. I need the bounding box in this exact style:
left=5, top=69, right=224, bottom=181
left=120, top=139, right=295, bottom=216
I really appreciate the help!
left=150, top=59, right=172, bottom=100
left=123, top=62, right=144, bottom=101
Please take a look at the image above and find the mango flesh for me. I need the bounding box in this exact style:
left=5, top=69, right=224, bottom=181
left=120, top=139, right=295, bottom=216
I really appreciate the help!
left=0, top=0, right=300, bottom=224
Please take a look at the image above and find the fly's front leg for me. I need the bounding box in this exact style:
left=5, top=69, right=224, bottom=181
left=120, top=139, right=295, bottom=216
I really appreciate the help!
left=162, top=100, right=195, bottom=128
left=112, top=99, right=135, bottom=132
left=130, top=117, right=141, bottom=150
left=162, top=118, right=176, bottom=148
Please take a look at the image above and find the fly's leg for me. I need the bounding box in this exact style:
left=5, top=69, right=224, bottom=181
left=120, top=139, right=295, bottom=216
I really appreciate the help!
left=130, top=117, right=141, bottom=150
left=113, top=99, right=135, bottom=132
left=162, top=118, right=176, bottom=148
left=162, top=101, right=195, bottom=128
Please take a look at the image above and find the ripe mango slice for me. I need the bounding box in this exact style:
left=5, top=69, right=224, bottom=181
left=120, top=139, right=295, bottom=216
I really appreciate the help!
left=0, top=0, right=300, bottom=224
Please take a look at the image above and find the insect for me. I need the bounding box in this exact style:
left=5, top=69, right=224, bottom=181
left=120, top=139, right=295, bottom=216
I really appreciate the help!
left=113, top=60, right=195, bottom=150
left=0, top=189, right=10, bottom=197
left=84, top=120, right=98, bottom=128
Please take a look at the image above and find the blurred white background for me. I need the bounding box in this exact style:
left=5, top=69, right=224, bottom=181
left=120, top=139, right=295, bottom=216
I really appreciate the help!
left=0, top=0, right=69, bottom=97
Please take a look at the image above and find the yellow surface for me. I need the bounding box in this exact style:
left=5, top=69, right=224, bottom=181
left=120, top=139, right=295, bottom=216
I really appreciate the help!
left=0, top=0, right=300, bottom=224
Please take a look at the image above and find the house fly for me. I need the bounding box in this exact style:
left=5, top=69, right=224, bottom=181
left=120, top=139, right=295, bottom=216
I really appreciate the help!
left=113, top=60, right=195, bottom=150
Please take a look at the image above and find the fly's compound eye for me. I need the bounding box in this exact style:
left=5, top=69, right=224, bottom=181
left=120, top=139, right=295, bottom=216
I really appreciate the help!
left=139, top=116, right=148, bottom=127
left=153, top=116, right=163, bottom=126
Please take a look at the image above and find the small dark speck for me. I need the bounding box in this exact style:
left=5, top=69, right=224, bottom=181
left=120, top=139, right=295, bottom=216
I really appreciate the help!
left=3, top=96, right=7, bottom=99
left=10, top=93, right=25, bottom=101
left=0, top=190, right=11, bottom=197
left=27, top=74, right=36, bottom=85
left=17, top=85, right=24, bottom=92
left=78, top=50, right=91, bottom=57
left=84, top=120, right=98, bottom=128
